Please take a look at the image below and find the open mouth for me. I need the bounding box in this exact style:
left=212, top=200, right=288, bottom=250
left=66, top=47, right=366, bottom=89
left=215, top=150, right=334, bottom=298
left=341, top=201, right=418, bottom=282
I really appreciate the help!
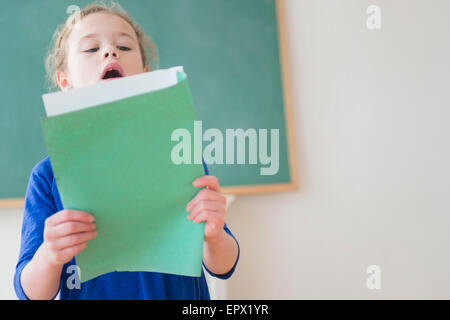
left=101, top=63, right=124, bottom=80
left=102, top=69, right=123, bottom=79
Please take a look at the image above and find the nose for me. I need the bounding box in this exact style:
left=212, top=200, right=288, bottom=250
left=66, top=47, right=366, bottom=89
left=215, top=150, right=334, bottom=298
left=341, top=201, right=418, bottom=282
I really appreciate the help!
left=103, top=46, right=118, bottom=59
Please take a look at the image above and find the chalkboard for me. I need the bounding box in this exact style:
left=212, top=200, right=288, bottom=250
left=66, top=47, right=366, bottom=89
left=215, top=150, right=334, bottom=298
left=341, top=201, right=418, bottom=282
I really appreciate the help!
left=0, top=0, right=297, bottom=207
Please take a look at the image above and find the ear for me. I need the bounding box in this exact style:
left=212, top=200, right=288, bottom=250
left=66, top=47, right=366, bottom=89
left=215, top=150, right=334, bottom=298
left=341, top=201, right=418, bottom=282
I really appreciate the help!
left=56, top=69, right=72, bottom=90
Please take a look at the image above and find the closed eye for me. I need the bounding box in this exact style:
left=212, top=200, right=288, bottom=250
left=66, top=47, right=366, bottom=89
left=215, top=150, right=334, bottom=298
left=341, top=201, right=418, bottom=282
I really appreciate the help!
left=83, top=46, right=130, bottom=53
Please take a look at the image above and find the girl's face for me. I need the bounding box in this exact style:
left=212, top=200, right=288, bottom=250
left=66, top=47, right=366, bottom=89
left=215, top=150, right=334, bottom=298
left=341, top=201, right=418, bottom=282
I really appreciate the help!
left=57, top=12, right=149, bottom=90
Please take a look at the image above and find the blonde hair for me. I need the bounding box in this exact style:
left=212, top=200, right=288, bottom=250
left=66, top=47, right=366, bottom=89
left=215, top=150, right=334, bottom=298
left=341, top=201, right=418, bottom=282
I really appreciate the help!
left=45, top=0, right=159, bottom=91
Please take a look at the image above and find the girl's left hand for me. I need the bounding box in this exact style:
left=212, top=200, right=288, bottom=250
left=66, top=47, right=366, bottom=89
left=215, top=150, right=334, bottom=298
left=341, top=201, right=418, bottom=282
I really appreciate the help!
left=185, top=175, right=227, bottom=244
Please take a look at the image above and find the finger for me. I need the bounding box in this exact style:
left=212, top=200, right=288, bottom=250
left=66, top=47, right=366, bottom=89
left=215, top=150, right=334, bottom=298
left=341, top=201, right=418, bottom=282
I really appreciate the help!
left=56, top=241, right=89, bottom=262
left=52, top=230, right=98, bottom=250
left=47, top=221, right=96, bottom=240
left=46, top=209, right=95, bottom=227
left=192, top=211, right=223, bottom=224
left=192, top=175, right=221, bottom=192
left=186, top=188, right=226, bottom=211
left=187, top=200, right=225, bottom=220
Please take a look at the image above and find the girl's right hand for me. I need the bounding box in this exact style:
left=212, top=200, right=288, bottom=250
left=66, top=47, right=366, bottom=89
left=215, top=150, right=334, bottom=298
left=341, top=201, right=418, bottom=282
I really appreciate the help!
left=41, top=209, right=97, bottom=266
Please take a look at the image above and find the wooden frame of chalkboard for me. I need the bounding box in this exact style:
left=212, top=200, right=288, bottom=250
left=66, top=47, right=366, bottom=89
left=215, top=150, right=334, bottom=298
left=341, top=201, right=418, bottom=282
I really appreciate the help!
left=0, top=0, right=297, bottom=208
left=0, top=199, right=24, bottom=208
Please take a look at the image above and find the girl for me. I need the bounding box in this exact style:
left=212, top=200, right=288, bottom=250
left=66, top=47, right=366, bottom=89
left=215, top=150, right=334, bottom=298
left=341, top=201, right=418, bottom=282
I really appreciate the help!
left=14, top=1, right=239, bottom=300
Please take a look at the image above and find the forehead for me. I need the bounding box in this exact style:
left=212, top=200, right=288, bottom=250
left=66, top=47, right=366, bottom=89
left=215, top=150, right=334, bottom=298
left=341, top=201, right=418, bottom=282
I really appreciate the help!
left=68, top=12, right=137, bottom=45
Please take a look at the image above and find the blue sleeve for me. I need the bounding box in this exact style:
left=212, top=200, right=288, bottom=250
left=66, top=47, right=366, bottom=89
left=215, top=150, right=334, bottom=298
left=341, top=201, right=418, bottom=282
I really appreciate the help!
left=14, top=158, right=59, bottom=300
left=201, top=160, right=240, bottom=280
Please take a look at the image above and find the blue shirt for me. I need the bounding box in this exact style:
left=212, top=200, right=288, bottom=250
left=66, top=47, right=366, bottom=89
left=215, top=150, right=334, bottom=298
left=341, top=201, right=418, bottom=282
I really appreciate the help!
left=14, top=157, right=240, bottom=300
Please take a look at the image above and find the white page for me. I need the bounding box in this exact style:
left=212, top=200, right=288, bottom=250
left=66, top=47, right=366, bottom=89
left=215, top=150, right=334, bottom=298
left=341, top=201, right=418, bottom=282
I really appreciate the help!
left=42, top=66, right=184, bottom=117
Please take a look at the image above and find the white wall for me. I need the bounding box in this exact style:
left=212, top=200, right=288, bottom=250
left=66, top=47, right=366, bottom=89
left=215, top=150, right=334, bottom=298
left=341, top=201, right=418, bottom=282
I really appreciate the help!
left=0, top=208, right=23, bottom=299
left=226, top=0, right=450, bottom=299
left=2, top=0, right=450, bottom=300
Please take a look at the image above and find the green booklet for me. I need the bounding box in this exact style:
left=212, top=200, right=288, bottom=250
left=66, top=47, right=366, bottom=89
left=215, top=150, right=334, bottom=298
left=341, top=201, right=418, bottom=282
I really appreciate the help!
left=41, top=67, right=205, bottom=282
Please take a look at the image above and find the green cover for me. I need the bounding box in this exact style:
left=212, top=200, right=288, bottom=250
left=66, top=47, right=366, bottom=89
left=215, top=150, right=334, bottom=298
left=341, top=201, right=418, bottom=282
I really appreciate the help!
left=41, top=78, right=205, bottom=282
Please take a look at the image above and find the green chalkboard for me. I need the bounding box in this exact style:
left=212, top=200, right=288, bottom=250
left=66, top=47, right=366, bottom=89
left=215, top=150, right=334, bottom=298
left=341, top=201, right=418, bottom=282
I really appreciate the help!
left=0, top=0, right=297, bottom=204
